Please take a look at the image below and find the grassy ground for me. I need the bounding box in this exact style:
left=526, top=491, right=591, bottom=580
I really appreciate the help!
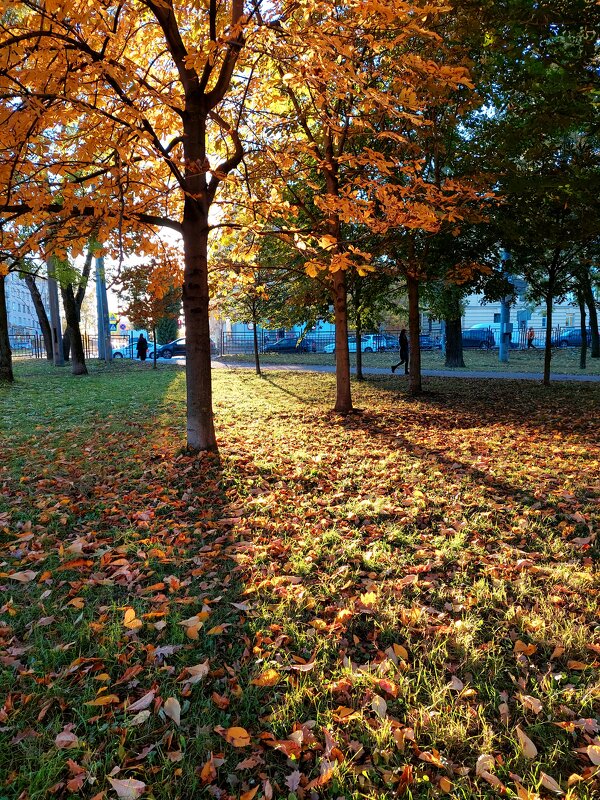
left=1, top=361, right=599, bottom=800
left=219, top=347, right=600, bottom=375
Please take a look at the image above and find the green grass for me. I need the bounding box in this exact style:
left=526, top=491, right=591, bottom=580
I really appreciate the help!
left=0, top=361, right=598, bottom=799
left=219, top=347, right=600, bottom=375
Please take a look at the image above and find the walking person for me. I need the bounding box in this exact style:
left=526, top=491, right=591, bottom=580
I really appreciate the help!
left=136, top=333, right=149, bottom=361
left=527, top=327, right=536, bottom=349
left=391, top=329, right=409, bottom=374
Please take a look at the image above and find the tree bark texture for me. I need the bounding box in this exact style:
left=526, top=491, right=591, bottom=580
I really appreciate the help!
left=61, top=284, right=88, bottom=375
left=182, top=216, right=218, bottom=451
left=332, top=269, right=353, bottom=412
left=24, top=274, right=53, bottom=360
left=444, top=318, right=465, bottom=368
left=0, top=273, right=14, bottom=383
left=578, top=290, right=587, bottom=370
left=407, top=273, right=422, bottom=395
left=582, top=270, right=599, bottom=358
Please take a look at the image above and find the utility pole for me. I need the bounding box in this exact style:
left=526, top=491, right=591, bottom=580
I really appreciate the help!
left=95, top=256, right=112, bottom=362
left=46, top=256, right=64, bottom=366
left=499, top=250, right=513, bottom=364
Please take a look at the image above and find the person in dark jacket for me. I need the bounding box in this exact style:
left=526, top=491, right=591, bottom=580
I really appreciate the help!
left=136, top=334, right=149, bottom=361
left=391, top=329, right=409, bottom=374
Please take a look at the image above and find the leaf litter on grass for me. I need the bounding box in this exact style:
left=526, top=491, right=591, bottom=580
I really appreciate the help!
left=0, top=365, right=599, bottom=799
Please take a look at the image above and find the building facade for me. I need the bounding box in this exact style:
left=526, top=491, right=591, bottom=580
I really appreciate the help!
left=5, top=271, right=50, bottom=335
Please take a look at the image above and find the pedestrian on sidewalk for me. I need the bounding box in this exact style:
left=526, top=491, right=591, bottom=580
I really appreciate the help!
left=391, top=329, right=409, bottom=374
left=136, top=333, right=149, bottom=361
left=527, top=327, right=536, bottom=349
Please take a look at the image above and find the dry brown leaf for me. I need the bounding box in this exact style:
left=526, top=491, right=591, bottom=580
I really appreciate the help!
left=8, top=570, right=37, bottom=582
left=186, top=661, right=210, bottom=684
left=514, top=640, right=537, bottom=656
left=476, top=754, right=495, bottom=776
left=85, top=694, right=119, bottom=706
left=539, top=772, right=564, bottom=794
left=519, top=694, right=543, bottom=714
left=439, top=777, right=453, bottom=793
left=128, top=710, right=151, bottom=727
left=127, top=691, right=154, bottom=713
left=587, top=745, right=600, bottom=766
left=448, top=675, right=464, bottom=691
left=239, top=787, right=259, bottom=800
left=371, top=694, right=387, bottom=719
left=516, top=726, right=538, bottom=759
left=393, top=643, right=409, bottom=661
left=55, top=730, right=79, bottom=749
left=567, top=660, right=588, bottom=671
left=107, top=777, right=146, bottom=799
left=163, top=697, right=181, bottom=726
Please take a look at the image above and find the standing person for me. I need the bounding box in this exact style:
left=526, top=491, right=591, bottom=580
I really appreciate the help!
left=136, top=333, right=148, bottom=361
left=391, top=329, right=409, bottom=374
left=527, top=327, right=536, bottom=349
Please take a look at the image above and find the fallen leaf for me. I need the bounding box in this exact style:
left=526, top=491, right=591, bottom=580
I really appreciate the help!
left=127, top=691, right=155, bottom=713
left=85, top=694, right=119, bottom=706
left=251, top=669, right=281, bottom=687
left=393, top=643, right=409, bottom=661
left=285, top=770, right=301, bottom=791
left=55, top=730, right=79, bottom=749
left=8, top=570, right=37, bottom=582
left=239, top=787, right=259, bottom=800
left=128, top=710, right=151, bottom=726
left=371, top=694, right=387, bottom=719
left=448, top=675, right=464, bottom=691
left=519, top=694, right=543, bottom=714
left=587, top=745, right=600, bottom=766
left=567, top=660, right=588, bottom=671
left=224, top=726, right=251, bottom=747
left=516, top=726, right=537, bottom=759
left=185, top=661, right=210, bottom=684
left=539, top=772, right=564, bottom=794
left=107, top=777, right=146, bottom=799
left=163, top=697, right=181, bottom=726
left=514, top=640, right=537, bottom=656
left=439, top=776, right=453, bottom=793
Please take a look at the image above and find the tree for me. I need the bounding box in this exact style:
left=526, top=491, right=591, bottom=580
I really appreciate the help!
left=0, top=0, right=255, bottom=450
left=242, top=0, right=480, bottom=407
left=118, top=260, right=183, bottom=369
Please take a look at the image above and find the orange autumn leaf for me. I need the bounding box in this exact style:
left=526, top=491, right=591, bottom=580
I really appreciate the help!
left=85, top=694, right=119, bottom=706
left=224, top=727, right=251, bottom=747
left=251, top=669, right=281, bottom=687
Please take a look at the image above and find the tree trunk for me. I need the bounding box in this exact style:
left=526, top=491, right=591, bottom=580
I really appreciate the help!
left=355, top=290, right=363, bottom=382
left=152, top=325, right=157, bottom=370
left=578, top=289, right=587, bottom=370
left=252, top=302, right=261, bottom=377
left=332, top=269, right=352, bottom=412
left=0, top=273, right=14, bottom=383
left=543, top=257, right=558, bottom=387
left=61, top=284, right=88, bottom=375
left=182, top=214, right=218, bottom=451
left=24, top=274, right=53, bottom=360
left=407, top=273, right=422, bottom=395
left=581, top=269, right=599, bottom=358
left=444, top=318, right=465, bottom=368
left=62, top=328, right=72, bottom=361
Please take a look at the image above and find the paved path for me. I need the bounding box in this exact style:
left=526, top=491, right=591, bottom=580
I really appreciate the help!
left=213, top=360, right=600, bottom=383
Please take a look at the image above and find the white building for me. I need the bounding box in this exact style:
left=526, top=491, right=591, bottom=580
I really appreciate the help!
left=5, top=272, right=50, bottom=335
left=461, top=291, right=577, bottom=332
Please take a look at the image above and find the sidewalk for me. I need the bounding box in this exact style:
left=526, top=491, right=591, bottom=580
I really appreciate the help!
left=215, top=360, right=600, bottom=383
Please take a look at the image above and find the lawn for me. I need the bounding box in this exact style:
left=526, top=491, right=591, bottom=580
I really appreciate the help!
left=1, top=361, right=599, bottom=800
left=219, top=347, right=600, bottom=375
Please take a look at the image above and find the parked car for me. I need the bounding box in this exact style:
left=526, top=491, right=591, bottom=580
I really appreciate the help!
left=323, top=334, right=397, bottom=354
left=154, top=337, right=218, bottom=358
left=264, top=336, right=316, bottom=354
left=551, top=329, right=591, bottom=348
left=462, top=329, right=495, bottom=349
left=112, top=343, right=156, bottom=358
left=417, top=334, right=440, bottom=350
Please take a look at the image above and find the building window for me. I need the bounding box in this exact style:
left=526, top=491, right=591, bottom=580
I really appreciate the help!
left=541, top=316, right=547, bottom=328
left=565, top=314, right=574, bottom=327
left=493, top=313, right=501, bottom=323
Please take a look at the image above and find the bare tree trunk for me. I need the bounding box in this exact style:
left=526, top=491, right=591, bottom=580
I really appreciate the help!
left=444, top=318, right=465, bottom=368
left=543, top=257, right=558, bottom=387
left=24, top=274, right=53, bottom=360
left=252, top=301, right=261, bottom=377
left=407, top=273, right=422, bottom=395
left=578, top=289, right=587, bottom=370
left=355, top=286, right=363, bottom=382
left=332, top=269, right=352, bottom=412
left=61, top=284, right=88, bottom=375
left=0, top=273, right=14, bottom=383
left=581, top=269, right=599, bottom=358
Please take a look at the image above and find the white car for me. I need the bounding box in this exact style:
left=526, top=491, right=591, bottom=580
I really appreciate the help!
left=323, top=334, right=397, bottom=353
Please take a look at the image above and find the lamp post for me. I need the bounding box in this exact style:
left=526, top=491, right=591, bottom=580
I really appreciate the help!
left=95, top=256, right=112, bottom=362
left=499, top=250, right=513, bottom=364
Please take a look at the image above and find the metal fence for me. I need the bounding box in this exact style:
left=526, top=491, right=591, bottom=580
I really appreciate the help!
left=8, top=333, right=135, bottom=360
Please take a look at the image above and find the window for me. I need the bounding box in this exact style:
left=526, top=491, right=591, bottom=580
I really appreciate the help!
left=493, top=313, right=501, bottom=323
left=565, top=314, right=574, bottom=327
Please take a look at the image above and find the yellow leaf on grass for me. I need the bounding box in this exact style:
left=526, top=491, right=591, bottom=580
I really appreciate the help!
left=393, top=643, right=409, bottom=661
left=514, top=640, right=537, bottom=656
left=567, top=660, right=588, bottom=671
left=514, top=780, right=539, bottom=800
left=225, top=726, right=251, bottom=747
left=516, top=726, right=538, bottom=759
left=439, top=777, right=453, bottom=793
left=360, top=591, right=377, bottom=608
left=123, top=608, right=142, bottom=630
left=86, top=694, right=119, bottom=706
left=163, top=697, right=181, bottom=726
left=251, top=669, right=281, bottom=687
